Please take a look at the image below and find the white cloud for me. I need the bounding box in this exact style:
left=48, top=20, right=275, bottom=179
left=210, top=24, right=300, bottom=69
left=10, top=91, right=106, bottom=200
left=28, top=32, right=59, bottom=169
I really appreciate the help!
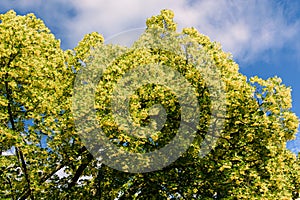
left=174, top=1, right=299, bottom=62
left=0, top=0, right=299, bottom=63
left=54, top=167, right=70, bottom=178
left=2, top=146, right=15, bottom=156
left=58, top=0, right=299, bottom=63
left=64, top=0, right=188, bottom=47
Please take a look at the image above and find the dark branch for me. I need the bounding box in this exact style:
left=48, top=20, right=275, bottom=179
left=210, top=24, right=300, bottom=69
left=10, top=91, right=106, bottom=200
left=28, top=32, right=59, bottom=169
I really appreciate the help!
left=4, top=53, right=34, bottom=200
left=68, top=152, right=94, bottom=189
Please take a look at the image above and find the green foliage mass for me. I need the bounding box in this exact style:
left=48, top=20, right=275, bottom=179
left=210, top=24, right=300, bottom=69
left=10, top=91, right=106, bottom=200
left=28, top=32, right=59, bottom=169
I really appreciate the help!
left=0, top=9, right=299, bottom=199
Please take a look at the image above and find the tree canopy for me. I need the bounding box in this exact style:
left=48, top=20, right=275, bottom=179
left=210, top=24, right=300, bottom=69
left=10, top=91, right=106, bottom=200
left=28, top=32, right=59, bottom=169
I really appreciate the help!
left=0, top=9, right=299, bottom=199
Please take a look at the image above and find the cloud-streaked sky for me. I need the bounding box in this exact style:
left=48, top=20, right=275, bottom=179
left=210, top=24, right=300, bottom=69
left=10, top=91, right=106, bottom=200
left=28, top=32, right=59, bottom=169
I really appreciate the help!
left=1, top=0, right=299, bottom=152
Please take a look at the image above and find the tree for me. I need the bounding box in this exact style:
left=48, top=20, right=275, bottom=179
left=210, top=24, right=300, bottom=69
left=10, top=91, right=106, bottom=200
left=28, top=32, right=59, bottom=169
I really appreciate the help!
left=0, top=9, right=299, bottom=199
left=0, top=10, right=73, bottom=199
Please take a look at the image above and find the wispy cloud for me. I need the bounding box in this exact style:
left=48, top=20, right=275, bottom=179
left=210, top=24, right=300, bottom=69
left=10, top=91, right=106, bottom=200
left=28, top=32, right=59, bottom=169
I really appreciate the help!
left=63, top=0, right=300, bottom=64
left=0, top=0, right=300, bottom=64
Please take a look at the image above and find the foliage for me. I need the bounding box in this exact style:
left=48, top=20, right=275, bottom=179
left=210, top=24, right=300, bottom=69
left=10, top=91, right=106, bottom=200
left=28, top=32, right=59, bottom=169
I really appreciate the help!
left=0, top=9, right=299, bottom=200
left=0, top=10, right=73, bottom=199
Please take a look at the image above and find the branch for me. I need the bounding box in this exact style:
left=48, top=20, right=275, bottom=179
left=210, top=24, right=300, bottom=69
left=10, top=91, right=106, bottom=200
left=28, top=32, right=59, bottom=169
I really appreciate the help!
left=68, top=151, right=94, bottom=189
left=4, top=63, right=34, bottom=200
left=20, top=146, right=89, bottom=199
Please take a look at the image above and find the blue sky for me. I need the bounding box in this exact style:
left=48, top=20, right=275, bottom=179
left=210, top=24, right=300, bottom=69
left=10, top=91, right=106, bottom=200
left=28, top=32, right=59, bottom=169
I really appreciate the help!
left=1, top=0, right=299, bottom=153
